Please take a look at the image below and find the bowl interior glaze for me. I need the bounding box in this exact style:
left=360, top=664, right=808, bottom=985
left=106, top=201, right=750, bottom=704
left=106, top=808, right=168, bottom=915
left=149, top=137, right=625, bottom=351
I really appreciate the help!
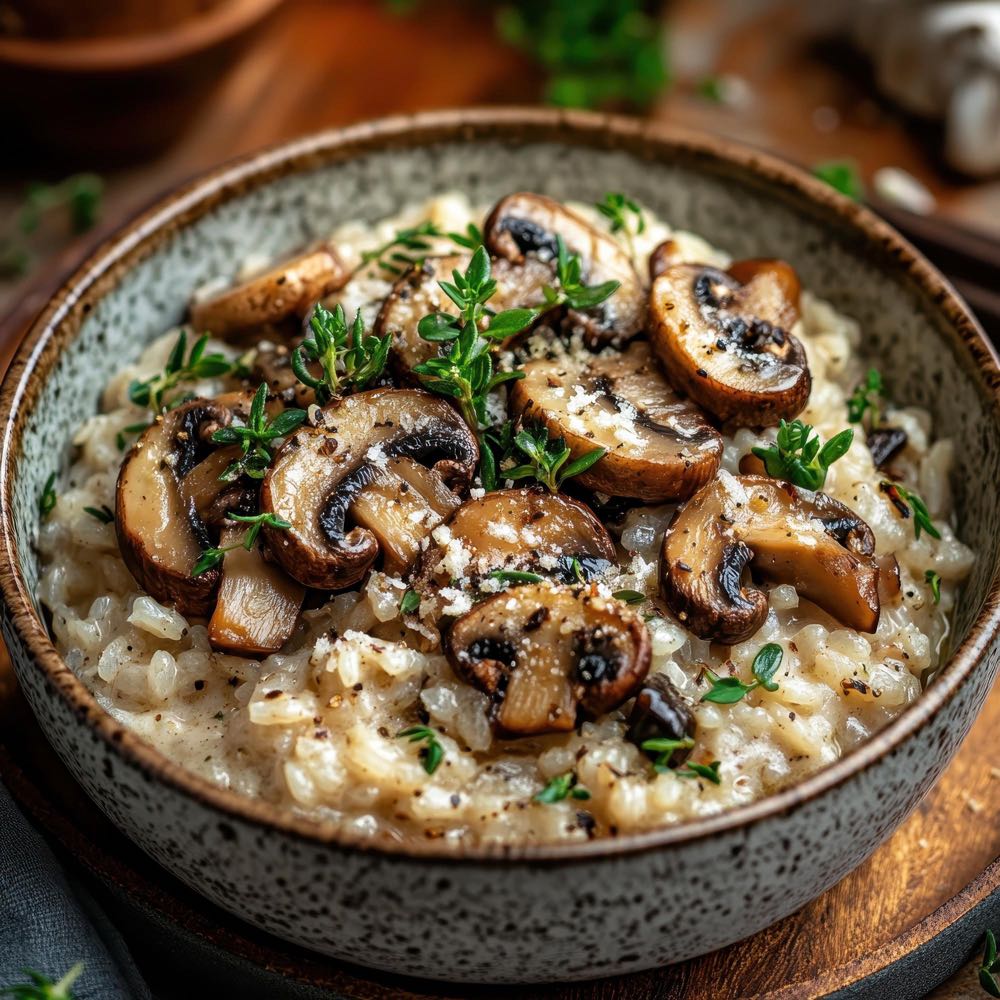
left=4, top=110, right=1000, bottom=860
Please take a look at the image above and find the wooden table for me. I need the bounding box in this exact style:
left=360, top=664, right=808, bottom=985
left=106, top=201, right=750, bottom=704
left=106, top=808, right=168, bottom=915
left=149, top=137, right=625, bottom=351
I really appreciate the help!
left=1, top=1, right=998, bottom=995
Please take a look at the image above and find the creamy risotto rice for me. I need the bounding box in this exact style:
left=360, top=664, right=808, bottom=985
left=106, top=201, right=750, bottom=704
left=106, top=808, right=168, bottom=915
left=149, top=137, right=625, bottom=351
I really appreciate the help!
left=37, top=192, right=975, bottom=845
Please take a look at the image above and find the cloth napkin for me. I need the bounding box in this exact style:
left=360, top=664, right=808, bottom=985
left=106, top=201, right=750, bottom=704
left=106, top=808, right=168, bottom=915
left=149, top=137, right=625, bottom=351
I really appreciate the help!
left=0, top=780, right=149, bottom=1000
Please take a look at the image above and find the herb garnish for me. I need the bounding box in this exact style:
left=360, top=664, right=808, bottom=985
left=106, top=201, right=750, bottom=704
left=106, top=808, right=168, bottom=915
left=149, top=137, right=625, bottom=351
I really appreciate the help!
left=192, top=512, right=291, bottom=577
left=752, top=419, right=853, bottom=491
left=538, top=235, right=620, bottom=312
left=399, top=589, right=421, bottom=614
left=129, top=331, right=244, bottom=412
left=813, top=160, right=865, bottom=201
left=595, top=192, right=645, bottom=254
left=0, top=962, right=84, bottom=1000
left=847, top=368, right=884, bottom=427
left=642, top=736, right=695, bottom=773
left=83, top=505, right=114, bottom=524
left=413, top=248, right=537, bottom=483
left=291, top=303, right=390, bottom=404
left=696, top=76, right=725, bottom=103
left=503, top=423, right=606, bottom=493
left=612, top=589, right=645, bottom=605
left=981, top=930, right=1000, bottom=997
left=880, top=482, right=941, bottom=540
left=360, top=220, right=443, bottom=276
left=211, top=383, right=306, bottom=481
left=677, top=760, right=722, bottom=784
left=701, top=644, right=783, bottom=704
left=39, top=473, right=57, bottom=518
left=925, top=569, right=942, bottom=604
left=397, top=725, right=444, bottom=775
left=535, top=771, right=591, bottom=803
left=488, top=569, right=544, bottom=585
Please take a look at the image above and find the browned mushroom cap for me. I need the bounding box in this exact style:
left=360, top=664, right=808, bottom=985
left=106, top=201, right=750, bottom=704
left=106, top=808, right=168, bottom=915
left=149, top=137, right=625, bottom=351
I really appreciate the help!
left=116, top=396, right=247, bottom=616
left=190, top=243, right=349, bottom=337
left=208, top=524, right=306, bottom=656
left=660, top=474, right=879, bottom=645
left=510, top=341, right=723, bottom=501
left=446, top=583, right=651, bottom=737
left=648, top=239, right=682, bottom=282
left=410, top=489, right=616, bottom=618
left=484, top=192, right=645, bottom=348
left=261, top=388, right=477, bottom=589
left=650, top=260, right=810, bottom=427
left=375, top=253, right=553, bottom=381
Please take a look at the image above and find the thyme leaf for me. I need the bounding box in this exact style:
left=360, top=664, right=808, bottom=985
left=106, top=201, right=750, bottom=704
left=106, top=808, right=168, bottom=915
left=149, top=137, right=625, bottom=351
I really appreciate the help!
left=752, top=419, right=853, bottom=491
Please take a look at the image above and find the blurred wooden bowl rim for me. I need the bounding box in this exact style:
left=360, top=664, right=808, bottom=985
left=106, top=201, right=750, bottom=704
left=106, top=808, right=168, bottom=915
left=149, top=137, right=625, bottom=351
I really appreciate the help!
left=0, top=0, right=284, bottom=72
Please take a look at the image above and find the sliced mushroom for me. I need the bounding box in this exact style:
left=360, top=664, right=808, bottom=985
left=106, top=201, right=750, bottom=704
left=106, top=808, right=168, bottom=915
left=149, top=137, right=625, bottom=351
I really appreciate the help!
left=660, top=473, right=880, bottom=644
left=627, top=674, right=696, bottom=767
left=484, top=192, right=645, bottom=348
left=650, top=260, right=810, bottom=427
left=867, top=427, right=908, bottom=469
left=261, top=388, right=477, bottom=589
left=375, top=253, right=553, bottom=380
left=190, top=243, right=349, bottom=337
left=411, top=488, right=616, bottom=617
left=116, top=397, right=244, bottom=616
left=648, top=239, right=682, bottom=282
left=446, top=583, right=651, bottom=737
left=208, top=524, right=306, bottom=655
left=510, top=341, right=723, bottom=501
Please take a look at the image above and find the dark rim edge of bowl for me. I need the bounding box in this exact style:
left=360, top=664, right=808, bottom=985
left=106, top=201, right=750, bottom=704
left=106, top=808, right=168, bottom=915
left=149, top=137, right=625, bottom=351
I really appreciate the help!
left=3, top=106, right=999, bottom=865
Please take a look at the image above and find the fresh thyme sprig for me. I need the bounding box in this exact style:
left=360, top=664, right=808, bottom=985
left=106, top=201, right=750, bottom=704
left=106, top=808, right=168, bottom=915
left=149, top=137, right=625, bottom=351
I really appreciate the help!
left=0, top=962, right=84, bottom=1000
left=129, top=331, right=245, bottom=413
left=192, top=512, right=291, bottom=577
left=502, top=423, right=606, bottom=493
left=291, top=303, right=390, bottom=404
left=539, top=235, right=620, bottom=311
left=642, top=736, right=695, bottom=773
left=847, top=368, right=884, bottom=427
left=752, top=419, right=853, bottom=491
left=39, top=473, right=57, bottom=518
left=115, top=421, right=150, bottom=451
left=211, top=383, right=306, bottom=481
left=397, top=724, right=444, bottom=774
left=359, top=220, right=485, bottom=276
left=413, top=247, right=537, bottom=484
left=880, top=481, right=941, bottom=540
left=83, top=504, right=114, bottom=524
left=400, top=589, right=421, bottom=614
left=595, top=192, right=645, bottom=254
left=535, top=771, right=591, bottom=803
left=925, top=569, right=942, bottom=604
left=981, top=930, right=1000, bottom=997
left=488, top=569, right=544, bottom=586
left=701, top=644, right=783, bottom=704
left=677, top=760, right=722, bottom=784
left=612, top=589, right=645, bottom=605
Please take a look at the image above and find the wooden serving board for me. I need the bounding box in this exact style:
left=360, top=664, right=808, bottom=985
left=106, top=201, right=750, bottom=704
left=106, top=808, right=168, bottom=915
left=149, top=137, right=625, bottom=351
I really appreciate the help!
left=0, top=273, right=998, bottom=999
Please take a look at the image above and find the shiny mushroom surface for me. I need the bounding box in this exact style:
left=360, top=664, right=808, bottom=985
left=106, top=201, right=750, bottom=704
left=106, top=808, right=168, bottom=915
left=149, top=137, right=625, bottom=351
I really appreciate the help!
left=376, top=253, right=553, bottom=380
left=190, top=243, right=349, bottom=337
left=261, top=388, right=477, bottom=589
left=410, top=488, right=616, bottom=618
left=484, top=192, right=645, bottom=348
left=116, top=396, right=247, bottom=616
left=650, top=260, right=810, bottom=427
left=510, top=341, right=724, bottom=501
left=446, top=582, right=651, bottom=737
left=660, top=473, right=880, bottom=645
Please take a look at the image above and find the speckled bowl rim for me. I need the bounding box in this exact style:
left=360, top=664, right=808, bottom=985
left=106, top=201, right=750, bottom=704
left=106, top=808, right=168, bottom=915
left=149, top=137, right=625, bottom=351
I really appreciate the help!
left=3, top=107, right=999, bottom=864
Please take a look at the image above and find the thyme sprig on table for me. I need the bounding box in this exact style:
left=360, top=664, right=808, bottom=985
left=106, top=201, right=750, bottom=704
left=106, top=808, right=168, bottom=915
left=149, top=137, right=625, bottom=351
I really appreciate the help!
left=752, top=419, right=853, bottom=491
left=192, top=512, right=290, bottom=577
left=0, top=962, right=84, bottom=1000
left=291, top=303, right=390, bottom=404
left=700, top=644, right=783, bottom=704
left=211, top=383, right=306, bottom=481
left=129, top=331, right=246, bottom=413
left=501, top=423, right=606, bottom=493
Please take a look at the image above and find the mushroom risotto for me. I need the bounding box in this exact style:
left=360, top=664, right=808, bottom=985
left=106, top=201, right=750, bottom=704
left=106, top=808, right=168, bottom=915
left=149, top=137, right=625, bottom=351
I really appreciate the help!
left=37, top=191, right=975, bottom=844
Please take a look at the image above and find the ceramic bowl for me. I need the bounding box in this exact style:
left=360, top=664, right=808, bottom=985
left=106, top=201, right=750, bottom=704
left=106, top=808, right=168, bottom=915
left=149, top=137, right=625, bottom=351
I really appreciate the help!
left=2, top=109, right=999, bottom=984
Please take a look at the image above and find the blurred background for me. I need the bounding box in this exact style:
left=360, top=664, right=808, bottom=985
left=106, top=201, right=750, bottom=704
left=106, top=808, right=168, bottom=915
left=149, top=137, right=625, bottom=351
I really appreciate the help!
left=2, top=0, right=1000, bottom=341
